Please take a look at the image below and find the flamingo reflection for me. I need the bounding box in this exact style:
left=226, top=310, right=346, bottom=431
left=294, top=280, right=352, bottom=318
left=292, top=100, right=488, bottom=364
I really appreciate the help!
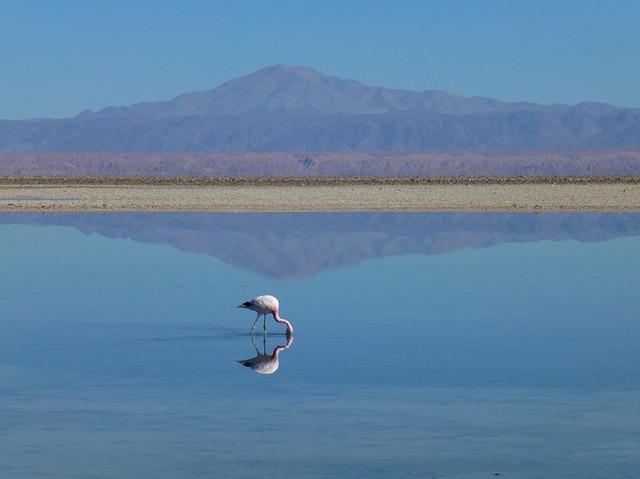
left=237, top=333, right=293, bottom=375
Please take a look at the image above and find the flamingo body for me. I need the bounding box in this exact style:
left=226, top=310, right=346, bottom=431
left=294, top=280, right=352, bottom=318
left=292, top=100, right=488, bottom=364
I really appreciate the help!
left=238, top=295, right=294, bottom=336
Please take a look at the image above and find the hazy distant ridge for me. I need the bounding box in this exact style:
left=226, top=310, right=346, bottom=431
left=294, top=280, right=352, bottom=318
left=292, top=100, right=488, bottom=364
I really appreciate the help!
left=2, top=149, right=640, bottom=176
left=2, top=65, right=640, bottom=152
left=82, top=65, right=541, bottom=118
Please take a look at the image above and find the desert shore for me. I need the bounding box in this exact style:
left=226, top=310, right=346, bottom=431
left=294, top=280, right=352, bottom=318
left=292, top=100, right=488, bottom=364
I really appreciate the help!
left=0, top=176, right=638, bottom=212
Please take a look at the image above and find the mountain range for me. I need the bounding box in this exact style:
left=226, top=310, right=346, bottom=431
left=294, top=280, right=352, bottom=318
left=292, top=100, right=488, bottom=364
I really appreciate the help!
left=2, top=65, right=640, bottom=152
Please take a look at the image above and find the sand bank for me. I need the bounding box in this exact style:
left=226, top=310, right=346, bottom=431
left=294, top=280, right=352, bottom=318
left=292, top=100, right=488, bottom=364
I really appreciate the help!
left=0, top=176, right=638, bottom=212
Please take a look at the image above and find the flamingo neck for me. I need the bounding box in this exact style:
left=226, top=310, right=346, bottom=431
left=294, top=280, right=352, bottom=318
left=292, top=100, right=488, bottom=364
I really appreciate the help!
left=272, top=311, right=294, bottom=336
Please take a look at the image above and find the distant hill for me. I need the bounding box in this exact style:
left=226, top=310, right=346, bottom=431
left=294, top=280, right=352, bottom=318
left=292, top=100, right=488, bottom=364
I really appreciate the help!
left=2, top=65, right=640, bottom=152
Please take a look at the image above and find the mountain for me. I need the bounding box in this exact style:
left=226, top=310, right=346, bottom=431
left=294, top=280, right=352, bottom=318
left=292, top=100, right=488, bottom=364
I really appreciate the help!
left=1, top=212, right=639, bottom=279
left=1, top=64, right=640, bottom=152
left=82, top=64, right=533, bottom=118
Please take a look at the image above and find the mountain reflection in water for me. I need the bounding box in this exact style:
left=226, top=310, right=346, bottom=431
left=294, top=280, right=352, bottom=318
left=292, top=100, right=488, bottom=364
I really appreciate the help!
left=1, top=212, right=639, bottom=279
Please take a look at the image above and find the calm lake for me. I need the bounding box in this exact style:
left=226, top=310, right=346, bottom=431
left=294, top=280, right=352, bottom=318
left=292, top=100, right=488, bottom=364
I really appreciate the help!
left=0, top=212, right=639, bottom=478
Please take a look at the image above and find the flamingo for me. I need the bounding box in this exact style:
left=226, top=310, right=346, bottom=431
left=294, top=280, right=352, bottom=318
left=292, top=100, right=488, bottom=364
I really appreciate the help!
left=237, top=334, right=293, bottom=375
left=237, top=295, right=294, bottom=336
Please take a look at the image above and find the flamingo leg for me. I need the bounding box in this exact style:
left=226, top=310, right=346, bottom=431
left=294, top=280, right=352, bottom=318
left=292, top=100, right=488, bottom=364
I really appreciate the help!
left=250, top=331, right=259, bottom=354
left=263, top=314, right=267, bottom=335
left=251, top=315, right=260, bottom=334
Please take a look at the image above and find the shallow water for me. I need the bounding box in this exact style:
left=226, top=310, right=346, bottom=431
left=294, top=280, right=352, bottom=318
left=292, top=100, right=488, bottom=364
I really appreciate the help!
left=0, top=212, right=639, bottom=478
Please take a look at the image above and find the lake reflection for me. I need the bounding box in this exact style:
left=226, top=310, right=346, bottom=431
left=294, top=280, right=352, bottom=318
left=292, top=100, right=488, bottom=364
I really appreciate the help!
left=0, top=212, right=639, bottom=478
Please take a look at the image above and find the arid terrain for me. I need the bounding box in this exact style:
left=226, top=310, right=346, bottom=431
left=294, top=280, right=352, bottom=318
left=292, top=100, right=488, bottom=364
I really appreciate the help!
left=1, top=175, right=638, bottom=212
left=2, top=149, right=640, bottom=176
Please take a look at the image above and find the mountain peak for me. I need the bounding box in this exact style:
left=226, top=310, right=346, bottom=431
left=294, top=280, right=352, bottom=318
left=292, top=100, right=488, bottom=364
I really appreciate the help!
left=69, top=65, right=637, bottom=121
left=252, top=64, right=326, bottom=79
left=86, top=64, right=490, bottom=119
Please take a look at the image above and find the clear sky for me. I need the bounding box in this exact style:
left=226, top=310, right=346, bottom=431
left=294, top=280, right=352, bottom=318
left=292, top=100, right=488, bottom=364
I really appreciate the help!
left=1, top=0, right=639, bottom=120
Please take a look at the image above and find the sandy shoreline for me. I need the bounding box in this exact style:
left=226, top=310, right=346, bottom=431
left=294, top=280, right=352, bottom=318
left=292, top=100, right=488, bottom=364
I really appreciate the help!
left=0, top=176, right=638, bottom=212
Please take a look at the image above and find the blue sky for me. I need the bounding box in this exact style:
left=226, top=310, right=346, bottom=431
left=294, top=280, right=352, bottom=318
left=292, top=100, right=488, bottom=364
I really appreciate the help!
left=1, top=0, right=639, bottom=119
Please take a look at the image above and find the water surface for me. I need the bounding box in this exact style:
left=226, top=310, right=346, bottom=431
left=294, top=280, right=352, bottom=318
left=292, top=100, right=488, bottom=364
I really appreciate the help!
left=0, top=212, right=639, bottom=478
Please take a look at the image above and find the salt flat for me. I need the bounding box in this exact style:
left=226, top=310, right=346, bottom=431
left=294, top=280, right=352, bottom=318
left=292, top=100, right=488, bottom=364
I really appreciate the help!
left=0, top=176, right=638, bottom=212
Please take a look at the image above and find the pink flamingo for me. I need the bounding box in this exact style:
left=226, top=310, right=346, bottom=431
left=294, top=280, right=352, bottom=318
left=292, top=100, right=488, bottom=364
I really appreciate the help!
left=237, top=334, right=293, bottom=375
left=238, top=295, right=294, bottom=336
